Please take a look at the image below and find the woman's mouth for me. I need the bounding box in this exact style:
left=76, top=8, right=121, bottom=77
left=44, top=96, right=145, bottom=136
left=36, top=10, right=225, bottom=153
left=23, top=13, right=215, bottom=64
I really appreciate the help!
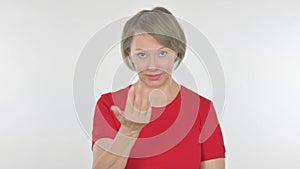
left=145, top=73, right=162, bottom=80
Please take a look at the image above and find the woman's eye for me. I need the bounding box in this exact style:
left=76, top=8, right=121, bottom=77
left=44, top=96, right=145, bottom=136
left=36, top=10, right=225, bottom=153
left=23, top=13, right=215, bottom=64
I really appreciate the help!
left=137, top=52, right=147, bottom=58
left=159, top=50, right=168, bottom=56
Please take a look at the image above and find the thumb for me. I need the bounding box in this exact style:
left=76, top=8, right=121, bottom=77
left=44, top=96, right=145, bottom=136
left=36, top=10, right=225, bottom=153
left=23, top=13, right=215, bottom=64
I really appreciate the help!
left=110, top=105, right=125, bottom=122
left=110, top=105, right=122, bottom=115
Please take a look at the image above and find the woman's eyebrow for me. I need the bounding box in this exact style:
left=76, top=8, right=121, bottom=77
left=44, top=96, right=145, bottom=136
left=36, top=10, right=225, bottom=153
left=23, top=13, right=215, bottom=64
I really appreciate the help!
left=135, top=47, right=166, bottom=51
left=134, top=48, right=145, bottom=51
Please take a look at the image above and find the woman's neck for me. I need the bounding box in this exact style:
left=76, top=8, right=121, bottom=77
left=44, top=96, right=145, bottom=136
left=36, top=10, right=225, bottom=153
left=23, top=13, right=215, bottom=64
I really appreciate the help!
left=133, top=79, right=180, bottom=107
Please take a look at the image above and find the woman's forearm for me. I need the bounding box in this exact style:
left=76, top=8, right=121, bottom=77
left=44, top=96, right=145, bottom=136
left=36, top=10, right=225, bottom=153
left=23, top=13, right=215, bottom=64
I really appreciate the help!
left=201, top=158, right=225, bottom=169
left=92, top=126, right=139, bottom=169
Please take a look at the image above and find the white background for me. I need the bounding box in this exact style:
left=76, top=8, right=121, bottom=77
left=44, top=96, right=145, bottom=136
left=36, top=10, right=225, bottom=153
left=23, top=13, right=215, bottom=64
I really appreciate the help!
left=1, top=0, right=300, bottom=169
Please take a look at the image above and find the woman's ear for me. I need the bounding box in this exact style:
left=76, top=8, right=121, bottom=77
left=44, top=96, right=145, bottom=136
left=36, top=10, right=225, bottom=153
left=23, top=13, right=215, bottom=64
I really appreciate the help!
left=174, top=57, right=178, bottom=62
left=174, top=54, right=179, bottom=62
left=127, top=56, right=136, bottom=71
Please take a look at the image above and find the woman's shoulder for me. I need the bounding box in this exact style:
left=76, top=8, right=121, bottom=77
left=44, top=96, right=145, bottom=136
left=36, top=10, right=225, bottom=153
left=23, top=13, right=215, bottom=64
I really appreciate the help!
left=96, top=84, right=131, bottom=108
left=180, top=85, right=212, bottom=105
left=180, top=85, right=216, bottom=125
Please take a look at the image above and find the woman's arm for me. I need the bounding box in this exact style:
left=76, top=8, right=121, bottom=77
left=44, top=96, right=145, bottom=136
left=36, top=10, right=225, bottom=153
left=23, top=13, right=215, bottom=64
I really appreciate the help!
left=92, top=85, right=152, bottom=169
left=201, top=158, right=225, bottom=169
left=92, top=126, right=138, bottom=169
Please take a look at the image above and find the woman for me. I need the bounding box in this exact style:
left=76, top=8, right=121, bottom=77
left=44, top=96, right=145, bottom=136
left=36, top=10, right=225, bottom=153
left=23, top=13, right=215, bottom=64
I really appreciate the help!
left=92, top=7, right=226, bottom=169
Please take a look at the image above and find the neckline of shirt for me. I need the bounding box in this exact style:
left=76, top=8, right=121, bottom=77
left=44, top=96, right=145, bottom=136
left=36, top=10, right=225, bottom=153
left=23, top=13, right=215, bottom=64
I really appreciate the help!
left=127, top=84, right=182, bottom=111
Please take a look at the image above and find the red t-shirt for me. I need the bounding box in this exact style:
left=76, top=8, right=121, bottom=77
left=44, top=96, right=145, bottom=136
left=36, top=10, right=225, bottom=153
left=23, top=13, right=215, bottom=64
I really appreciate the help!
left=92, top=84, right=226, bottom=169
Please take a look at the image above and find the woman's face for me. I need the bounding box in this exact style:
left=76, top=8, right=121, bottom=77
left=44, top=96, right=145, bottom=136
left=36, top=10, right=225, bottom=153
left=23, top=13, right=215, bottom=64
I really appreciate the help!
left=129, top=33, right=177, bottom=88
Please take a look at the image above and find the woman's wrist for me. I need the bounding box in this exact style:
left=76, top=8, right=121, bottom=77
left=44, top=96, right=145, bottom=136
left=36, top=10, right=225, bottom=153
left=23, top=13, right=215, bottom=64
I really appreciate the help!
left=119, top=125, right=141, bottom=138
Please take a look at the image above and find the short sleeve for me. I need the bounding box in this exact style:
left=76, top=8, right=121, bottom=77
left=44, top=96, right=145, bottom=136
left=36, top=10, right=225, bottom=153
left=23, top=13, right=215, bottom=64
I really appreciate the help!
left=200, top=101, right=226, bottom=161
left=91, top=93, right=119, bottom=151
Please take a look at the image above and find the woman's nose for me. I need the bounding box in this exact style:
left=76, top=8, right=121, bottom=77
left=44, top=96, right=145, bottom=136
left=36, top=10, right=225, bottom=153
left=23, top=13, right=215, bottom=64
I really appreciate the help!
left=147, top=55, right=158, bottom=69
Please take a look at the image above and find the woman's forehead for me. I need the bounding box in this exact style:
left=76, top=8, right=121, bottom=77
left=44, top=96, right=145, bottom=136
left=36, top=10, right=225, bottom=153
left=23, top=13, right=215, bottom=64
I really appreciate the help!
left=131, top=33, right=164, bottom=49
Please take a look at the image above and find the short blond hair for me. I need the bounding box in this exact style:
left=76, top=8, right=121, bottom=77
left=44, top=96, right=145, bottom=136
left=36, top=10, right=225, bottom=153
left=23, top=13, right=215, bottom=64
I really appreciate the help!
left=121, top=7, right=186, bottom=71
